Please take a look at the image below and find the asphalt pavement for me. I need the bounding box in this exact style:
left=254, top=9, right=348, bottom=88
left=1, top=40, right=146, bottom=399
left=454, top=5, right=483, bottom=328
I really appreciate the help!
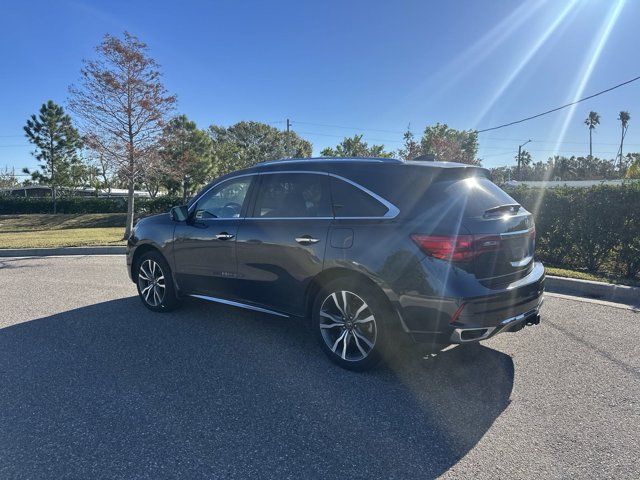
left=0, top=256, right=638, bottom=479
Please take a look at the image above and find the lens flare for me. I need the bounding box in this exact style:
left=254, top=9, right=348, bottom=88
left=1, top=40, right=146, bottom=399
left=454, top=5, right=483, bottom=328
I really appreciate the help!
left=531, top=0, right=626, bottom=221
left=472, top=0, right=581, bottom=127
left=550, top=0, right=626, bottom=158
left=407, top=0, right=549, bottom=106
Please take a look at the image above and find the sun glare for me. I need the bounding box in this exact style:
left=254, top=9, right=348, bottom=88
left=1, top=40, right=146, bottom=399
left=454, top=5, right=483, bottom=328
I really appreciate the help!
left=472, top=0, right=581, bottom=127
left=531, top=0, right=626, bottom=219
left=550, top=0, right=626, bottom=158
left=407, top=0, right=549, bottom=108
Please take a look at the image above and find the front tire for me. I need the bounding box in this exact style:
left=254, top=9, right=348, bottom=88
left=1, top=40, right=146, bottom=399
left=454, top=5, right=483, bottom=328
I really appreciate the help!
left=313, top=278, right=394, bottom=371
left=135, top=251, right=180, bottom=312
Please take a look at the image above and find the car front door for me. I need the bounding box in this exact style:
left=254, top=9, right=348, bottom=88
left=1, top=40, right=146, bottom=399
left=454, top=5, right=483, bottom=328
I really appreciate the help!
left=173, top=175, right=255, bottom=297
left=235, top=172, right=332, bottom=316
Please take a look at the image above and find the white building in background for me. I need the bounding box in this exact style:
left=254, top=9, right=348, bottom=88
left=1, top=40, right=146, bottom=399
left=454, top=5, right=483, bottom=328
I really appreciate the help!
left=503, top=179, right=632, bottom=188
left=0, top=185, right=153, bottom=198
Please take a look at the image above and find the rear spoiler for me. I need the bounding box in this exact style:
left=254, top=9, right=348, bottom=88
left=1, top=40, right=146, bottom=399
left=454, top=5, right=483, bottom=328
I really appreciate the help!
left=483, top=204, right=521, bottom=218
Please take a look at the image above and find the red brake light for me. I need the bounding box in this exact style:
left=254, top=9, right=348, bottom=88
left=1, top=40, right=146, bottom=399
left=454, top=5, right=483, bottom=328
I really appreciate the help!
left=411, top=234, right=501, bottom=262
left=410, top=234, right=474, bottom=262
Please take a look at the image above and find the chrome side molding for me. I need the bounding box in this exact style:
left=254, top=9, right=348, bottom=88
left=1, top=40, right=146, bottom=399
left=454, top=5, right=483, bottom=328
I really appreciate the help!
left=189, top=294, right=290, bottom=318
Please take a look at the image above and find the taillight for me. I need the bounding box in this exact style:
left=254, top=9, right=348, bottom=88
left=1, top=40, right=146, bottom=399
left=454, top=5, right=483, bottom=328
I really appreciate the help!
left=411, top=234, right=501, bottom=262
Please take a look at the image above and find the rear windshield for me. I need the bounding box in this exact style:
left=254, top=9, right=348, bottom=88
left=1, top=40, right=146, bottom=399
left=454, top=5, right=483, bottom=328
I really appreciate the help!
left=428, top=176, right=518, bottom=217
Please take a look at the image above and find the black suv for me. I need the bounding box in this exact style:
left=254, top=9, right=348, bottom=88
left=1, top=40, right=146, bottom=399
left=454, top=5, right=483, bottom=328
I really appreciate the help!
left=127, top=158, right=544, bottom=370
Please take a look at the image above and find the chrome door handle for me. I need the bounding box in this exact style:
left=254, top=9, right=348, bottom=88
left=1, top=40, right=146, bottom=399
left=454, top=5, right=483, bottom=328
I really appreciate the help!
left=215, top=232, right=235, bottom=240
left=295, top=236, right=319, bottom=245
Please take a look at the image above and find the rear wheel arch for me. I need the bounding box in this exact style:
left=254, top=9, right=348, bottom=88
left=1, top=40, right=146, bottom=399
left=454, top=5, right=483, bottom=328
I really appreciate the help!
left=305, top=268, right=402, bottom=329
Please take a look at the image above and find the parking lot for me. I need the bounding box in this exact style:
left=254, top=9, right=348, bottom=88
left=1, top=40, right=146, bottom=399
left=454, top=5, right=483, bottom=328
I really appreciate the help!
left=0, top=255, right=638, bottom=479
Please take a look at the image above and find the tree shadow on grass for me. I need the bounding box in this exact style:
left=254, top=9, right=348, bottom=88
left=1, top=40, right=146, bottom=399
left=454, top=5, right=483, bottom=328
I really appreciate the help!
left=0, top=297, right=514, bottom=479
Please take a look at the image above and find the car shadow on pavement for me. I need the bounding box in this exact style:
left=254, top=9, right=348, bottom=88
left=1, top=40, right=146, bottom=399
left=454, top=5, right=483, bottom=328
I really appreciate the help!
left=0, top=297, right=514, bottom=479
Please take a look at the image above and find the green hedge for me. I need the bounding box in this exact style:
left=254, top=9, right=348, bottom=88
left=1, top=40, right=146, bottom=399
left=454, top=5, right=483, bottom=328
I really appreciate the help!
left=3, top=185, right=639, bottom=279
left=507, top=183, right=640, bottom=279
left=0, top=196, right=182, bottom=215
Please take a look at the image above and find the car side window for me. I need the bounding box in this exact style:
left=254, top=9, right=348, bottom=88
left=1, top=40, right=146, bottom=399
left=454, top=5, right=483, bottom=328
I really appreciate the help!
left=330, top=177, right=389, bottom=218
left=194, top=177, right=253, bottom=219
left=252, top=173, right=331, bottom=218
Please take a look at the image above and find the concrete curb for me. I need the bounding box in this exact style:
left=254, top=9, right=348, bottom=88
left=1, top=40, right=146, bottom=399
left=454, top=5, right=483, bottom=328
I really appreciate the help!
left=546, top=275, right=640, bottom=307
left=0, top=246, right=126, bottom=257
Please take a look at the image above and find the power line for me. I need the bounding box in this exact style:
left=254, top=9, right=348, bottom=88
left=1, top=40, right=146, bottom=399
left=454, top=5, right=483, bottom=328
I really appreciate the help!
left=480, top=148, right=620, bottom=159
left=477, top=75, right=640, bottom=133
left=481, top=137, right=640, bottom=147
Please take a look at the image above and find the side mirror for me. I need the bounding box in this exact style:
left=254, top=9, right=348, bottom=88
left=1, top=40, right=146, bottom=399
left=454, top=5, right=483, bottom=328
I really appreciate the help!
left=170, top=205, right=189, bottom=222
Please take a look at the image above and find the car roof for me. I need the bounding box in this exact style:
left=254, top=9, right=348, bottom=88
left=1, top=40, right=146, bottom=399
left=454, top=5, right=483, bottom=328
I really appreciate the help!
left=191, top=157, right=489, bottom=207
left=250, top=157, right=483, bottom=171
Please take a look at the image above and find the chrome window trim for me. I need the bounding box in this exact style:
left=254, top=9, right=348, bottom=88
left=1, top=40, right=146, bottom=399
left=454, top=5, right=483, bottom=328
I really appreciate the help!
left=328, top=173, right=400, bottom=219
left=189, top=169, right=400, bottom=221
left=248, top=217, right=334, bottom=221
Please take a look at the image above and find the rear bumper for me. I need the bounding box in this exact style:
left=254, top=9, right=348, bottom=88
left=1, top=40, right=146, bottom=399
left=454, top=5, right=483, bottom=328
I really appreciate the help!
left=397, top=261, right=545, bottom=344
left=449, top=298, right=542, bottom=343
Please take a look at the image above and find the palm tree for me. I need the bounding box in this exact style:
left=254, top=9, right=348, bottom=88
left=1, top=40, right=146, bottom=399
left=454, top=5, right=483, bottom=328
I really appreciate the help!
left=584, top=111, right=600, bottom=158
left=617, top=111, right=630, bottom=170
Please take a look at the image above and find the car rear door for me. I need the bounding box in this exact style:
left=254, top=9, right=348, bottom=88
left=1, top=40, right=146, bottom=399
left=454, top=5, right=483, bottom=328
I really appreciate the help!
left=235, top=171, right=332, bottom=316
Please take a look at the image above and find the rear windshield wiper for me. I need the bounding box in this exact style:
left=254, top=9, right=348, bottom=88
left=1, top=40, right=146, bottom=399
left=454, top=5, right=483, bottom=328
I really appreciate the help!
left=483, top=204, right=521, bottom=218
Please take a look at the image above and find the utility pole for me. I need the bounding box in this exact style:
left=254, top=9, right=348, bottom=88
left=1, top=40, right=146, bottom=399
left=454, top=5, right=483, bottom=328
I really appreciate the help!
left=285, top=118, right=291, bottom=158
left=517, top=139, right=531, bottom=181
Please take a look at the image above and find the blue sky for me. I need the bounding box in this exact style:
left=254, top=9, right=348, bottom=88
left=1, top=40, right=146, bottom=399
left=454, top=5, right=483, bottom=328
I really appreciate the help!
left=1, top=0, right=638, bottom=174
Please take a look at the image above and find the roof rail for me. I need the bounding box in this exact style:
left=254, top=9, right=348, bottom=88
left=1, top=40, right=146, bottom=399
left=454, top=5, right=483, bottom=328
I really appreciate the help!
left=256, top=156, right=403, bottom=166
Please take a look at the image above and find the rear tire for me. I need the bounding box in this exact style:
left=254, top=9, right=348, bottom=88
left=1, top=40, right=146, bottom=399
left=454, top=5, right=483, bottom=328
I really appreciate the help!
left=135, top=251, right=181, bottom=312
left=313, top=278, right=395, bottom=371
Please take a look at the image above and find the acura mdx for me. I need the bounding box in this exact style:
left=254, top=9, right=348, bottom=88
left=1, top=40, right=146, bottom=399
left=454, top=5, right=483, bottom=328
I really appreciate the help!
left=127, top=157, right=544, bottom=370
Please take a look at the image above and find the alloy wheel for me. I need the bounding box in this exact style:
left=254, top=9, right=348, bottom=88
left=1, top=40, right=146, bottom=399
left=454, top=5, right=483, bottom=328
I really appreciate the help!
left=319, top=290, right=377, bottom=362
left=138, top=259, right=166, bottom=307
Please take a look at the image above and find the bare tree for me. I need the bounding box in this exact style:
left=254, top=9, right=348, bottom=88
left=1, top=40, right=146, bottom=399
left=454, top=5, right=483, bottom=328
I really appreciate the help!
left=69, top=32, right=176, bottom=238
left=0, top=166, right=19, bottom=190
left=84, top=133, right=115, bottom=196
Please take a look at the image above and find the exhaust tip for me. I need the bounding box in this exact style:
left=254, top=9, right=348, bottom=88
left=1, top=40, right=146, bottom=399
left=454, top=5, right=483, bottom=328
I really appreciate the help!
left=460, top=329, right=488, bottom=341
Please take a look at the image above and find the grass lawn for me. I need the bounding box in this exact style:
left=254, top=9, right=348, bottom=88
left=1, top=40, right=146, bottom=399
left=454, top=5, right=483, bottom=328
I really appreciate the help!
left=0, top=214, right=127, bottom=249
left=0, top=213, right=127, bottom=232
left=545, top=266, right=639, bottom=287
left=0, top=228, right=126, bottom=249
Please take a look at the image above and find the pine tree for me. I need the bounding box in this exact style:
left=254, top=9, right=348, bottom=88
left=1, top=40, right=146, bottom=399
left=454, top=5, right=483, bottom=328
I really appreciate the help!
left=23, top=100, right=83, bottom=213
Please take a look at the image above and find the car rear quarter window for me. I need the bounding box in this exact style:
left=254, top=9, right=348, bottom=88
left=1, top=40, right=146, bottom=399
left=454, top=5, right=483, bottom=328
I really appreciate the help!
left=429, top=176, right=519, bottom=217
left=329, top=177, right=389, bottom=218
left=251, top=173, right=332, bottom=218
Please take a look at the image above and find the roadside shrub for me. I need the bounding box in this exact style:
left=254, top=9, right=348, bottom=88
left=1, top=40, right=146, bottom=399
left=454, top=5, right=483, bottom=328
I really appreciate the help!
left=509, top=186, right=574, bottom=266
left=135, top=196, right=182, bottom=215
left=615, top=182, right=640, bottom=278
left=0, top=197, right=126, bottom=214
left=0, top=196, right=182, bottom=215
